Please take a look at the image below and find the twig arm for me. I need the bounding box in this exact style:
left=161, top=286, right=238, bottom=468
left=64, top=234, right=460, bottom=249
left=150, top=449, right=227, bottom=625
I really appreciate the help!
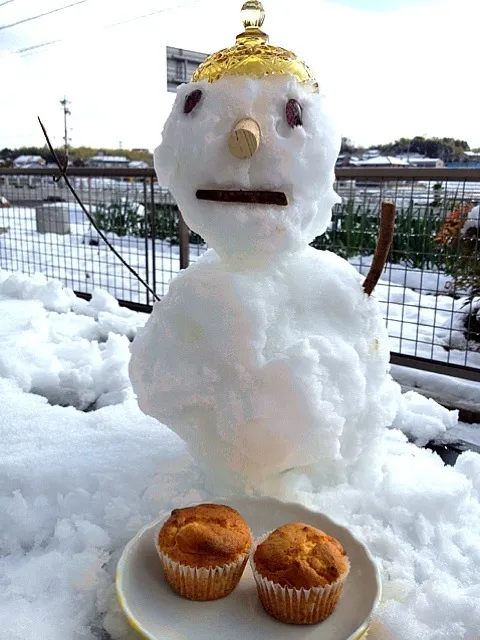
left=363, top=201, right=396, bottom=296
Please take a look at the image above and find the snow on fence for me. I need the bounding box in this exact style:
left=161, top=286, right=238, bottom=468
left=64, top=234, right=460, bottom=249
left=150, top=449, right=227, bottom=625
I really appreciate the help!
left=0, top=166, right=479, bottom=377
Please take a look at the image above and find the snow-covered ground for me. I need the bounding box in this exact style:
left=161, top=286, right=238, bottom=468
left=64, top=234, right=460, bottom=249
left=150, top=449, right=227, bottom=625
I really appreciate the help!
left=0, top=205, right=204, bottom=302
left=1, top=269, right=480, bottom=640
left=1, top=204, right=479, bottom=369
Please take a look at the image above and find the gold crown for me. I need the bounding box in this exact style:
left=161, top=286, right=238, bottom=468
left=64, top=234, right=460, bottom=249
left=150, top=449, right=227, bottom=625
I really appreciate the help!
left=191, top=1, right=318, bottom=90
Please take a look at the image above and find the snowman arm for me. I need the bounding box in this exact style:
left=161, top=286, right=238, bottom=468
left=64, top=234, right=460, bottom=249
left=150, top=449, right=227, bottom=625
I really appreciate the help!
left=363, top=201, right=396, bottom=296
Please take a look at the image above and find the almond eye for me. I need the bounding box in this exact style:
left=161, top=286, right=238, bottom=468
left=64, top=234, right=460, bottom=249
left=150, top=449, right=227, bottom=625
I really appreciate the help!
left=184, top=89, right=203, bottom=114
left=286, top=99, right=303, bottom=128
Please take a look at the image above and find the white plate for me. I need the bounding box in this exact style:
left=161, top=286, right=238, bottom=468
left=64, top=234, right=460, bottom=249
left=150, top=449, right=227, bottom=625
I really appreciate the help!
left=116, top=496, right=380, bottom=640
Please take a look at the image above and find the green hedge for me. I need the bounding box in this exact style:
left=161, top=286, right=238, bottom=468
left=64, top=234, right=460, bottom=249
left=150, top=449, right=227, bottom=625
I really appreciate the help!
left=93, top=198, right=446, bottom=271
left=312, top=199, right=445, bottom=270
left=92, top=201, right=204, bottom=245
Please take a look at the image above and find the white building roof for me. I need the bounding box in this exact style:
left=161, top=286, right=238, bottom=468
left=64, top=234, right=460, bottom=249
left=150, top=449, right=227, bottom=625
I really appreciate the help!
left=13, top=155, right=45, bottom=166
left=407, top=157, right=443, bottom=166
left=88, top=155, right=129, bottom=164
left=128, top=160, right=150, bottom=169
left=357, top=155, right=410, bottom=166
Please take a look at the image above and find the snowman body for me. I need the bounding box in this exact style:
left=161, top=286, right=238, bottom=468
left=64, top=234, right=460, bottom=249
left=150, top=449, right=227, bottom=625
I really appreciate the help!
left=129, top=76, right=401, bottom=489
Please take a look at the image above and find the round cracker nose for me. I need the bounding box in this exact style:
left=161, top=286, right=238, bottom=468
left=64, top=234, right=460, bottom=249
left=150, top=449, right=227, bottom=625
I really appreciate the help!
left=228, top=118, right=261, bottom=159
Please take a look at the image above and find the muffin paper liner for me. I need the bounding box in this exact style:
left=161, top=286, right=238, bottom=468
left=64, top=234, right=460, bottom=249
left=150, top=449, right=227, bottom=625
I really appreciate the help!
left=155, top=523, right=251, bottom=601
left=250, top=531, right=350, bottom=624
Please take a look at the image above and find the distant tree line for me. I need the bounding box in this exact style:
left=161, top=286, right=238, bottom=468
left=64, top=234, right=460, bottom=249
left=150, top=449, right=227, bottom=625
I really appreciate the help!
left=377, top=137, right=470, bottom=162
left=0, top=146, right=153, bottom=167
left=340, top=136, right=473, bottom=162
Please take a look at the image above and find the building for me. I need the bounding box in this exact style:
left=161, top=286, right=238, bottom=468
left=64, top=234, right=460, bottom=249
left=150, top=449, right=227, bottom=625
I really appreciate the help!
left=447, top=151, right=480, bottom=168
left=166, top=47, right=208, bottom=92
left=128, top=160, right=150, bottom=169
left=86, top=155, right=130, bottom=168
left=362, top=149, right=381, bottom=159
left=13, top=155, right=46, bottom=168
left=335, top=153, right=362, bottom=167
left=408, top=157, right=444, bottom=168
left=395, top=153, right=444, bottom=168
left=356, top=155, right=410, bottom=167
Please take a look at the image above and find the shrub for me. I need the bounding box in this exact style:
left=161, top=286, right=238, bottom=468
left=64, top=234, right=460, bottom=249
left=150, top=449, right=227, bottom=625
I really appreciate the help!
left=435, top=203, right=480, bottom=296
left=92, top=201, right=205, bottom=245
left=311, top=199, right=445, bottom=270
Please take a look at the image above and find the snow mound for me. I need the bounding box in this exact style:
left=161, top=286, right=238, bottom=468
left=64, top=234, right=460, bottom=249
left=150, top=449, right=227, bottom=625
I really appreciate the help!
left=130, top=248, right=404, bottom=490
left=0, top=271, right=479, bottom=639
left=462, top=204, right=480, bottom=235
left=0, top=270, right=146, bottom=410
left=436, top=297, right=480, bottom=353
left=392, top=390, right=458, bottom=446
left=155, top=75, right=340, bottom=268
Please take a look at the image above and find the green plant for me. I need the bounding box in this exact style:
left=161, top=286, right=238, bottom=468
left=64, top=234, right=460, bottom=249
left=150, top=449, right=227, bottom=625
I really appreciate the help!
left=435, top=203, right=480, bottom=296
left=93, top=201, right=144, bottom=237
left=92, top=201, right=205, bottom=246
left=311, top=199, right=445, bottom=270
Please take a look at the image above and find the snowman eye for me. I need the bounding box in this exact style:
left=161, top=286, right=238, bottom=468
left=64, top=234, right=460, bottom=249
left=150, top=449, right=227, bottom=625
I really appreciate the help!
left=184, top=89, right=203, bottom=114
left=286, top=99, right=303, bottom=128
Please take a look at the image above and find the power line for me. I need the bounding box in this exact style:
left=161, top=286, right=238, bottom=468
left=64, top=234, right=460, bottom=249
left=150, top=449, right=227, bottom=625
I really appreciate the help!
left=107, top=0, right=201, bottom=28
left=14, top=39, right=61, bottom=55
left=0, top=0, right=88, bottom=31
left=7, top=0, right=202, bottom=60
left=0, top=1, right=16, bottom=8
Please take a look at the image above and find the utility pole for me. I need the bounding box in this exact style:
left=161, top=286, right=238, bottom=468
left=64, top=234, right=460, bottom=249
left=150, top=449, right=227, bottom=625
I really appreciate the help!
left=60, top=96, right=71, bottom=155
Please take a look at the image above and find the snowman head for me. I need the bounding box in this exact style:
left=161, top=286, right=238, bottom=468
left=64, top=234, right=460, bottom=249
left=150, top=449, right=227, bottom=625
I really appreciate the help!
left=154, top=2, right=341, bottom=268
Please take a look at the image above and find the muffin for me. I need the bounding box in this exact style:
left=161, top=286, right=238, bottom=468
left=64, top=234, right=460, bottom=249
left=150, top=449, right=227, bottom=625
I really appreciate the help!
left=156, top=503, right=252, bottom=601
left=251, top=522, right=350, bottom=624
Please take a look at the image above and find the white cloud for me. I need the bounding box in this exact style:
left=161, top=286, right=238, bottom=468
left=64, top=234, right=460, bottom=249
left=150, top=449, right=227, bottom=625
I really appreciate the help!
left=0, top=0, right=479, bottom=150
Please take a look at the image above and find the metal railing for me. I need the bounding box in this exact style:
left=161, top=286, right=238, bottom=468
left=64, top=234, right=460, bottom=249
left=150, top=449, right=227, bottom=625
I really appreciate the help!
left=1, top=166, right=479, bottom=381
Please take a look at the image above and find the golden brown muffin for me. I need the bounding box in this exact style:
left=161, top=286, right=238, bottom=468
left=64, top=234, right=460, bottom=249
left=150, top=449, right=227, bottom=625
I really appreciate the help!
left=158, top=504, right=252, bottom=567
left=156, top=503, right=252, bottom=601
left=251, top=523, right=350, bottom=624
left=253, top=522, right=349, bottom=589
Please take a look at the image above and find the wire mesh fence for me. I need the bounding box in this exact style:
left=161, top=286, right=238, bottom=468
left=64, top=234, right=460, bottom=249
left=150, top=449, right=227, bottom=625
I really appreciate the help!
left=1, top=166, right=479, bottom=376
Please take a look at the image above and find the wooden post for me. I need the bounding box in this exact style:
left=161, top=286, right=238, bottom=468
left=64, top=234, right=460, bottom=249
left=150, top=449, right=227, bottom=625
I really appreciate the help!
left=178, top=210, right=190, bottom=270
left=363, top=201, right=396, bottom=296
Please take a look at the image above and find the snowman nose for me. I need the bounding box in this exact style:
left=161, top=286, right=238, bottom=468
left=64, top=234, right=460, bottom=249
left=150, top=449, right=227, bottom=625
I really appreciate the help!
left=228, top=118, right=261, bottom=159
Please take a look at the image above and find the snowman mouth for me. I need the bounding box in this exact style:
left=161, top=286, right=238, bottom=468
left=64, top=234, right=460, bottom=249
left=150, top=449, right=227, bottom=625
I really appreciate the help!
left=196, top=189, right=288, bottom=206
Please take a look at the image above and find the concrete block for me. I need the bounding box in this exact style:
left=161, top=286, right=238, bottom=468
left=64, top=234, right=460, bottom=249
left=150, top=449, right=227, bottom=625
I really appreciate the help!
left=36, top=204, right=70, bottom=235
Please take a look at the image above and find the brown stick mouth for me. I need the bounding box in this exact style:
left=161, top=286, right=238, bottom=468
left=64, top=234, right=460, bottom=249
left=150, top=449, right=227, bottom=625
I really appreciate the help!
left=196, top=189, right=288, bottom=206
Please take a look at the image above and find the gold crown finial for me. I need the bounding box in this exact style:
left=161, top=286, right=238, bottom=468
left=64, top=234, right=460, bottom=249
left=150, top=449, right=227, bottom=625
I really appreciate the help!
left=241, top=1, right=265, bottom=31
left=191, top=2, right=318, bottom=90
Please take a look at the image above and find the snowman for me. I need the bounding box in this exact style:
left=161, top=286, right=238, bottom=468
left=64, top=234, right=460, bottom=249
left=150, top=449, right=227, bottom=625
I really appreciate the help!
left=129, top=1, right=402, bottom=491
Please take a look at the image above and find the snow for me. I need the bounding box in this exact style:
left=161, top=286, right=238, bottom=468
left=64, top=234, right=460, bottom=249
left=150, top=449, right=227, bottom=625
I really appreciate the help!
left=155, top=76, right=340, bottom=268
left=130, top=246, right=404, bottom=488
left=0, top=204, right=204, bottom=301
left=1, top=270, right=480, bottom=640
left=13, top=155, right=45, bottom=167
left=356, top=156, right=410, bottom=166
left=351, top=256, right=480, bottom=369
left=436, top=298, right=480, bottom=354
left=462, top=204, right=480, bottom=234
left=132, top=74, right=467, bottom=492
left=0, top=202, right=478, bottom=368
left=135, top=76, right=407, bottom=488
left=447, top=423, right=480, bottom=446
left=2, top=62, right=480, bottom=640
left=392, top=363, right=480, bottom=415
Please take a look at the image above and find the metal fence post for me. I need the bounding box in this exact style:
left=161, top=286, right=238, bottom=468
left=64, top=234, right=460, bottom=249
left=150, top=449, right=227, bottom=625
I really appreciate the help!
left=178, top=211, right=190, bottom=270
